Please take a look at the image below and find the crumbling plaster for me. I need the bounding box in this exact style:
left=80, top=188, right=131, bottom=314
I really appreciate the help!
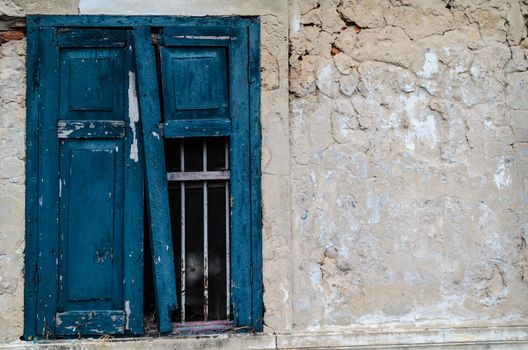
left=1, top=0, right=528, bottom=347
left=289, top=0, right=528, bottom=333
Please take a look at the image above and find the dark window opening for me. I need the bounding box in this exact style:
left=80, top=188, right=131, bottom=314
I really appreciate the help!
left=166, top=137, right=230, bottom=323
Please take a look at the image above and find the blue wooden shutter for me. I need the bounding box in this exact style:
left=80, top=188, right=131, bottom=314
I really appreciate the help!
left=35, top=28, right=143, bottom=337
left=133, top=26, right=178, bottom=334
left=157, top=23, right=255, bottom=327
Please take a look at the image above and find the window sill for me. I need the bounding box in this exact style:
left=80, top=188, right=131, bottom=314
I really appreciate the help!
left=11, top=333, right=276, bottom=349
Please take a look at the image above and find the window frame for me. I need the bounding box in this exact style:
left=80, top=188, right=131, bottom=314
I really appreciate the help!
left=24, top=15, right=262, bottom=339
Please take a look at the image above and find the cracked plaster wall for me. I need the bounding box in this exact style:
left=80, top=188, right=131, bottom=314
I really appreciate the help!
left=1, top=0, right=528, bottom=344
left=289, top=0, right=528, bottom=332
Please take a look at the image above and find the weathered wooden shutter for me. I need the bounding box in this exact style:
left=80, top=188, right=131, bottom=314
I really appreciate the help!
left=155, top=23, right=254, bottom=326
left=27, top=18, right=261, bottom=339
left=133, top=26, right=178, bottom=334
left=35, top=28, right=144, bottom=337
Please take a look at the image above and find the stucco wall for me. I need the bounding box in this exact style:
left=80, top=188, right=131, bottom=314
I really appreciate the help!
left=289, top=0, right=528, bottom=333
left=1, top=0, right=528, bottom=347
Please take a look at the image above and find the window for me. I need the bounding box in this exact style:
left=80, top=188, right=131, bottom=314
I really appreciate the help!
left=24, top=16, right=261, bottom=339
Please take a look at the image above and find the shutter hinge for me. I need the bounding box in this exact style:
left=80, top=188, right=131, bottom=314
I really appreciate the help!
left=158, top=122, right=164, bottom=137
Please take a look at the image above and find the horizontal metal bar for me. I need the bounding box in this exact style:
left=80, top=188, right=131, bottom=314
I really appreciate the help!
left=57, top=120, right=125, bottom=139
left=167, top=171, right=230, bottom=182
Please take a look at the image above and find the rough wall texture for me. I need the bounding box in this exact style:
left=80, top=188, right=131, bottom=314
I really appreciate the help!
left=0, top=37, right=25, bottom=342
left=1, top=0, right=528, bottom=345
left=289, top=0, right=528, bottom=332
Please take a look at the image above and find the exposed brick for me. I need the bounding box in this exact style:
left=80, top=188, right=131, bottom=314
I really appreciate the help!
left=0, top=31, right=25, bottom=44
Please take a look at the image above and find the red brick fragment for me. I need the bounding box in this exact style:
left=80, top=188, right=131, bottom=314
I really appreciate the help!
left=0, top=31, right=25, bottom=44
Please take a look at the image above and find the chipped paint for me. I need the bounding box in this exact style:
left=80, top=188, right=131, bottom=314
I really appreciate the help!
left=124, top=300, right=131, bottom=330
left=128, top=71, right=140, bottom=162
left=494, top=157, right=511, bottom=190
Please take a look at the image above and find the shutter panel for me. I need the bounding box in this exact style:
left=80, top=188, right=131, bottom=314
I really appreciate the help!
left=133, top=26, right=178, bottom=334
left=158, top=24, right=253, bottom=326
left=36, top=28, right=143, bottom=337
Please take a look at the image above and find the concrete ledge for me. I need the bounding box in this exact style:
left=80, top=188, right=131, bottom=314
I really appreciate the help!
left=0, top=334, right=276, bottom=350
left=3, top=326, right=528, bottom=349
left=276, top=326, right=528, bottom=349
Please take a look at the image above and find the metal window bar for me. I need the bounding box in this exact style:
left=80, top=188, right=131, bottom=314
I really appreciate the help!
left=202, top=139, right=209, bottom=321
left=180, top=140, right=186, bottom=322
left=225, top=140, right=230, bottom=321
left=168, top=137, right=230, bottom=323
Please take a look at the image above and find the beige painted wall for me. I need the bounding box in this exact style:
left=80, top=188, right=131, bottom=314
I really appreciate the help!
left=289, top=0, right=528, bottom=333
left=1, top=0, right=528, bottom=346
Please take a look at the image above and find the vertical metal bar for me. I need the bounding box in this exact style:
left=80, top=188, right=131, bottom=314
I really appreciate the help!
left=180, top=140, right=186, bottom=322
left=203, top=138, right=209, bottom=321
left=225, top=139, right=231, bottom=320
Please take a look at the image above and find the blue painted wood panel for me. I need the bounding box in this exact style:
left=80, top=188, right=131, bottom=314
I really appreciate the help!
left=59, top=48, right=124, bottom=120
left=28, top=27, right=144, bottom=338
left=227, top=24, right=252, bottom=327
left=57, top=120, right=126, bottom=139
left=35, top=26, right=61, bottom=338
left=26, top=17, right=262, bottom=338
left=160, top=46, right=228, bottom=121
left=55, top=310, right=125, bottom=335
left=248, top=19, right=263, bottom=332
left=24, top=17, right=40, bottom=340
left=58, top=140, right=123, bottom=310
left=133, top=26, right=178, bottom=334
left=163, top=119, right=231, bottom=138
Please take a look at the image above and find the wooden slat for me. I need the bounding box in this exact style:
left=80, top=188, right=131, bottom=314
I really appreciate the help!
left=55, top=310, right=125, bottom=335
left=58, top=28, right=127, bottom=47
left=36, top=27, right=60, bottom=338
left=57, top=120, right=125, bottom=138
left=228, top=24, right=252, bottom=327
left=167, top=171, right=230, bottom=181
left=133, top=25, right=178, bottom=334
left=32, top=15, right=254, bottom=30
left=248, top=19, right=263, bottom=332
left=23, top=16, right=40, bottom=340
left=163, top=119, right=231, bottom=138
left=122, top=32, right=145, bottom=335
left=161, top=26, right=231, bottom=46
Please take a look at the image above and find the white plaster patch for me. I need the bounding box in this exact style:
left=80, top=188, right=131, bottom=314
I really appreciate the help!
left=411, top=114, right=438, bottom=147
left=494, top=157, right=511, bottom=190
left=316, top=62, right=335, bottom=96
left=291, top=10, right=301, bottom=33
left=470, top=65, right=482, bottom=79
left=419, top=50, right=439, bottom=79
left=124, top=300, right=131, bottom=330
left=401, top=92, right=438, bottom=152
left=128, top=71, right=140, bottom=163
left=404, top=133, right=416, bottom=155
left=367, top=186, right=381, bottom=224
left=310, top=263, right=321, bottom=291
